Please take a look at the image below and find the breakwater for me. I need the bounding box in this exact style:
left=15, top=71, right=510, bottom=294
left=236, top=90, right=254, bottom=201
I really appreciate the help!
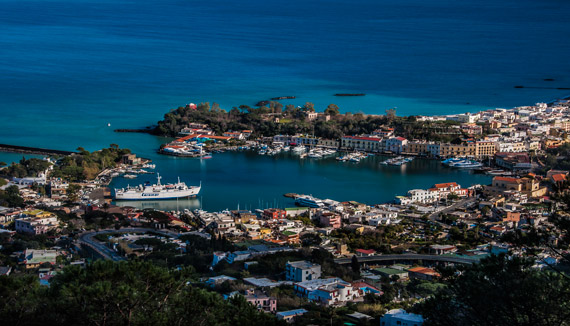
left=0, top=144, right=76, bottom=156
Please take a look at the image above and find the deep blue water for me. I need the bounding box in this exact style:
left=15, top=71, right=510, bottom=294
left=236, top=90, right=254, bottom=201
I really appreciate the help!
left=1, top=0, right=569, bottom=210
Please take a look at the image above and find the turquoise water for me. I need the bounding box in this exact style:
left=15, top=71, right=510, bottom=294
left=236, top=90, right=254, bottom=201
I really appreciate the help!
left=111, top=150, right=491, bottom=211
left=1, top=0, right=568, bottom=209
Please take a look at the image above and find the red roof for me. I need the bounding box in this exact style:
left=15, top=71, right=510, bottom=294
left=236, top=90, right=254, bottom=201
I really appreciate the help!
left=494, top=176, right=520, bottom=183
left=434, top=182, right=458, bottom=189
left=356, top=249, right=376, bottom=255
left=343, top=136, right=382, bottom=142
left=395, top=137, right=407, bottom=141
left=552, top=174, right=567, bottom=182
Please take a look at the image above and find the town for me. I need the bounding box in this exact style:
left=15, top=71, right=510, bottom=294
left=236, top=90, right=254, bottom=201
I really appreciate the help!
left=0, top=97, right=569, bottom=325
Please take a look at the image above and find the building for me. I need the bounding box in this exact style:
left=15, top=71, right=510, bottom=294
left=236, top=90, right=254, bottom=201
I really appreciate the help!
left=429, top=244, right=457, bottom=255
left=385, top=137, right=408, bottom=154
left=276, top=309, right=308, bottom=322
left=341, top=136, right=383, bottom=152
left=121, top=154, right=142, bottom=165
left=355, top=249, right=376, bottom=256
left=244, top=291, right=277, bottom=313
left=319, top=212, right=341, bottom=229
left=407, top=267, right=440, bottom=281
left=380, top=309, right=424, bottom=326
left=263, top=208, right=286, bottom=220
left=294, top=278, right=359, bottom=306
left=475, top=140, right=497, bottom=158
left=494, top=152, right=531, bottom=170
left=318, top=139, right=339, bottom=149
left=487, top=176, right=547, bottom=198
left=22, top=249, right=58, bottom=269
left=286, top=261, right=322, bottom=282
left=15, top=212, right=58, bottom=235
left=406, top=189, right=439, bottom=204
left=440, top=143, right=476, bottom=158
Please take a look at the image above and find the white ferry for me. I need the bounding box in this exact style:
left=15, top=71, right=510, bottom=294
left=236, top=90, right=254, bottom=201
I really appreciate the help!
left=114, top=174, right=201, bottom=200
left=295, top=195, right=325, bottom=208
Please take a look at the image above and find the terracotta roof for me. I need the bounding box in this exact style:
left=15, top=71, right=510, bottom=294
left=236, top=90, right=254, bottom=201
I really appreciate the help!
left=552, top=174, right=567, bottom=182
left=343, top=136, right=382, bottom=142
left=434, top=182, right=458, bottom=189
left=493, top=176, right=520, bottom=183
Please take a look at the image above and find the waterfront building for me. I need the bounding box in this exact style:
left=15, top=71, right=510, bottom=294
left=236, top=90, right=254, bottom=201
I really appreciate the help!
left=440, top=142, right=476, bottom=158
left=406, top=189, right=439, bottom=204
left=286, top=261, right=322, bottom=282
left=475, top=140, right=497, bottom=158
left=341, top=135, right=382, bottom=152
left=291, top=134, right=319, bottom=146
left=317, top=138, right=339, bottom=149
left=380, top=309, right=424, bottom=326
left=385, top=137, right=408, bottom=154
left=222, top=131, right=245, bottom=140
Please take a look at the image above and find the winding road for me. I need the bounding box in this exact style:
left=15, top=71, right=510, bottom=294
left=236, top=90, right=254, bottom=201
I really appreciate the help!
left=78, top=228, right=180, bottom=261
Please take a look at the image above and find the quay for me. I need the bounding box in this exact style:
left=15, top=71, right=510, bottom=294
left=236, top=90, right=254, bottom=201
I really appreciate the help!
left=0, top=143, right=76, bottom=156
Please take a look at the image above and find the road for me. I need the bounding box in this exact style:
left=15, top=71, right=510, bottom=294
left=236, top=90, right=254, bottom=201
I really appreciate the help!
left=78, top=228, right=180, bottom=261
left=426, top=197, right=477, bottom=230
left=335, top=253, right=475, bottom=265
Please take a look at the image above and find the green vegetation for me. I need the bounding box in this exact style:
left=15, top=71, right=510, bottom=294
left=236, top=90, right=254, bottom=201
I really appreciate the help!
left=417, top=254, right=570, bottom=326
left=542, top=143, right=570, bottom=172
left=154, top=102, right=471, bottom=142
left=0, top=260, right=283, bottom=326
left=0, top=185, right=24, bottom=208
left=2, top=157, right=51, bottom=178
left=50, top=146, right=132, bottom=181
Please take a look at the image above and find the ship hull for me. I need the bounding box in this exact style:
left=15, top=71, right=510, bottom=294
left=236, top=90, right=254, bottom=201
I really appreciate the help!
left=114, top=187, right=200, bottom=201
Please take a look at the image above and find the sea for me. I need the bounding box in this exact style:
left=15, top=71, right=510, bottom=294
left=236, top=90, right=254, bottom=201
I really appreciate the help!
left=1, top=0, right=569, bottom=211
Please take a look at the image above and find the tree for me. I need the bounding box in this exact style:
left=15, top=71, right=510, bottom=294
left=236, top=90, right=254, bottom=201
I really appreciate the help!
left=0, top=260, right=284, bottom=326
left=0, top=185, right=24, bottom=207
left=66, top=183, right=82, bottom=203
left=418, top=254, right=570, bottom=326
left=324, top=104, right=340, bottom=116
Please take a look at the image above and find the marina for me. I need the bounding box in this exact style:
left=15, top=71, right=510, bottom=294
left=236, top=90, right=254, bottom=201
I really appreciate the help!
left=110, top=150, right=492, bottom=211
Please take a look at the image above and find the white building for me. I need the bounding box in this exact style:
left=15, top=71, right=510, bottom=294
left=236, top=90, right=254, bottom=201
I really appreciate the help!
left=385, top=137, right=408, bottom=154
left=286, top=261, right=322, bottom=282
left=341, top=136, right=383, bottom=152
left=294, top=278, right=359, bottom=306
left=380, top=309, right=424, bottom=326
left=407, top=189, right=439, bottom=204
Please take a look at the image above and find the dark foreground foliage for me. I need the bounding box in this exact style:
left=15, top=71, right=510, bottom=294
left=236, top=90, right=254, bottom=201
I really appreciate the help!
left=0, top=260, right=284, bottom=326
left=417, top=254, right=570, bottom=326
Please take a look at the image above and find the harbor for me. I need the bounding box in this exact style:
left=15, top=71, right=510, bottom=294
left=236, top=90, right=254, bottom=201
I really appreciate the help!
left=110, top=150, right=492, bottom=212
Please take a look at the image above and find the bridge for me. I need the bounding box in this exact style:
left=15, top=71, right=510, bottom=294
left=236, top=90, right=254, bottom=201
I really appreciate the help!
left=335, top=254, right=476, bottom=265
